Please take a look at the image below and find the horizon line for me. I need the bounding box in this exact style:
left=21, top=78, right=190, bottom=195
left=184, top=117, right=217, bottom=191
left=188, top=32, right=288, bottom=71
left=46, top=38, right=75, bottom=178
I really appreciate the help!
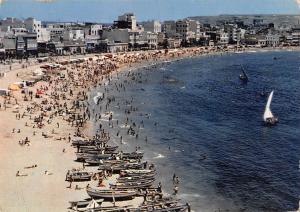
left=1, top=13, right=300, bottom=24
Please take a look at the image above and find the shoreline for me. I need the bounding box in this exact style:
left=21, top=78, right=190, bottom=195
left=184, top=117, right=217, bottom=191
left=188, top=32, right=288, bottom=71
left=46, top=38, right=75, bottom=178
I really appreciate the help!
left=0, top=46, right=299, bottom=211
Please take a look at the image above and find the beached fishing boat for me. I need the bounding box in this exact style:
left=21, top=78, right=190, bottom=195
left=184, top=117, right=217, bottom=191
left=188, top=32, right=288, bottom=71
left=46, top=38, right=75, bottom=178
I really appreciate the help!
left=79, top=146, right=118, bottom=154
left=71, top=205, right=136, bottom=212
left=263, top=90, right=278, bottom=126
left=72, top=137, right=110, bottom=147
left=79, top=151, right=144, bottom=163
left=120, top=170, right=156, bottom=179
left=98, top=162, right=144, bottom=172
left=69, top=198, right=104, bottom=211
left=86, top=187, right=137, bottom=200
left=76, top=153, right=112, bottom=161
left=84, top=158, right=112, bottom=165
left=110, top=179, right=155, bottom=190
left=122, top=169, right=155, bottom=176
left=124, top=152, right=144, bottom=159
left=65, top=170, right=93, bottom=181
left=139, top=203, right=190, bottom=212
left=117, top=175, right=155, bottom=183
left=72, top=140, right=94, bottom=147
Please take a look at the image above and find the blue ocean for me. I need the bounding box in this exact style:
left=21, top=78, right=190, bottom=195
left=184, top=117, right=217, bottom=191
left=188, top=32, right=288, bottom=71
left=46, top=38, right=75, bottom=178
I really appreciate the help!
left=90, top=51, right=300, bottom=211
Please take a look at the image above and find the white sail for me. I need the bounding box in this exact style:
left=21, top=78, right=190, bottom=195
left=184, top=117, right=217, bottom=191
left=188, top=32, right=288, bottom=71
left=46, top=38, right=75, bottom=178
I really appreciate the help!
left=263, top=91, right=274, bottom=121
left=86, top=199, right=100, bottom=209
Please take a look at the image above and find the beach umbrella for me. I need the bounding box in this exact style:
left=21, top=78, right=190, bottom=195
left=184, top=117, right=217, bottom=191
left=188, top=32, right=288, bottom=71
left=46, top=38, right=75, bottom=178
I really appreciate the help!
left=8, top=84, right=20, bottom=91
left=36, top=90, right=44, bottom=95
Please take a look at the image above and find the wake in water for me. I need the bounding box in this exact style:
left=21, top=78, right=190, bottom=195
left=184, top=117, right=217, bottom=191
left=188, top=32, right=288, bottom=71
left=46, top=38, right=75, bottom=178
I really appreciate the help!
left=153, top=153, right=166, bottom=159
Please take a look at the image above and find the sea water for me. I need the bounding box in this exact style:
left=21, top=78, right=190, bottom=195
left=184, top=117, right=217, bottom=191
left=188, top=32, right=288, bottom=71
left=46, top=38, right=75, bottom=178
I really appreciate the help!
left=89, top=51, right=300, bottom=211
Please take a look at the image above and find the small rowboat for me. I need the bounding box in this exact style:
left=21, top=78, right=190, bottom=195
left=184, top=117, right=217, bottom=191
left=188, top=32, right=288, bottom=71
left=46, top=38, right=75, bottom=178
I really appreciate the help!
left=86, top=187, right=136, bottom=200
left=65, top=170, right=93, bottom=182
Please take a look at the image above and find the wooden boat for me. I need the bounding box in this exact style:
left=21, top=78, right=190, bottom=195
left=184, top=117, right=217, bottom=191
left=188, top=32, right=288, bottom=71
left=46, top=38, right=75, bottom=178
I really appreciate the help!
left=98, top=163, right=144, bottom=172
left=120, top=171, right=156, bottom=179
left=117, top=175, right=155, bottom=183
left=72, top=140, right=94, bottom=147
left=79, top=146, right=118, bottom=154
left=71, top=205, right=136, bottom=212
left=139, top=203, right=190, bottom=211
left=85, top=159, right=109, bottom=166
left=82, top=152, right=144, bottom=164
left=86, top=187, right=137, bottom=200
left=122, top=152, right=144, bottom=159
left=142, top=197, right=179, bottom=206
left=66, top=170, right=93, bottom=182
left=72, top=138, right=110, bottom=147
left=121, top=169, right=155, bottom=177
left=110, top=179, right=155, bottom=190
left=76, top=153, right=112, bottom=161
left=69, top=198, right=104, bottom=211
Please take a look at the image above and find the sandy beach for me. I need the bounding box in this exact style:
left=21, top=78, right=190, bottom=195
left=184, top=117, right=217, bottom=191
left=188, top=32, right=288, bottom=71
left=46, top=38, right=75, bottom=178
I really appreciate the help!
left=0, top=46, right=299, bottom=212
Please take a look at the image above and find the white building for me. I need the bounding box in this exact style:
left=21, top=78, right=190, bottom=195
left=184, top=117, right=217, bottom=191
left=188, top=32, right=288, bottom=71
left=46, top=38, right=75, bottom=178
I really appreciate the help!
left=143, top=21, right=161, bottom=33
left=48, top=28, right=65, bottom=41
left=219, top=31, right=229, bottom=45
left=102, top=29, right=130, bottom=43
left=63, top=29, right=85, bottom=41
left=162, top=21, right=177, bottom=37
left=89, top=24, right=102, bottom=36
left=292, top=27, right=300, bottom=45
left=117, top=13, right=137, bottom=31
left=24, top=18, right=42, bottom=41
left=176, top=19, right=194, bottom=42
left=10, top=28, right=28, bottom=35
left=265, top=33, right=280, bottom=47
left=189, top=20, right=201, bottom=41
left=140, top=31, right=158, bottom=49
left=223, top=24, right=245, bottom=44
left=39, top=28, right=50, bottom=42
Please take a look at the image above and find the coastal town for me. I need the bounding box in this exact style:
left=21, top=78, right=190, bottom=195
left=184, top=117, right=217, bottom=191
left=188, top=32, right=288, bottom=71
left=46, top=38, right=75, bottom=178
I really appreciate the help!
left=1, top=14, right=300, bottom=59
left=1, top=10, right=300, bottom=212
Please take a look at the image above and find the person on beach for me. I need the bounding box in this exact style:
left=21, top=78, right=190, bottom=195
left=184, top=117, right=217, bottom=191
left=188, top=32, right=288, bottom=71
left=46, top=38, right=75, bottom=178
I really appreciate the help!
left=143, top=189, right=148, bottom=203
left=157, top=182, right=162, bottom=193
left=186, top=203, right=191, bottom=212
left=68, top=178, right=73, bottom=189
left=173, top=185, right=179, bottom=195
left=174, top=176, right=180, bottom=185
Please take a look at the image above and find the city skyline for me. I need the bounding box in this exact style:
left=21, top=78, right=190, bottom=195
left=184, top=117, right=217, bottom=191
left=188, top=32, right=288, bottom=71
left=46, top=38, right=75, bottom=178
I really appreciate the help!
left=0, top=0, right=300, bottom=22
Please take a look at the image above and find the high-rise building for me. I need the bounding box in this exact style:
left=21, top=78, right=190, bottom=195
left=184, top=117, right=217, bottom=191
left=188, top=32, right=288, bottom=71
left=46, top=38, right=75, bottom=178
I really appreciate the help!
left=114, top=13, right=137, bottom=31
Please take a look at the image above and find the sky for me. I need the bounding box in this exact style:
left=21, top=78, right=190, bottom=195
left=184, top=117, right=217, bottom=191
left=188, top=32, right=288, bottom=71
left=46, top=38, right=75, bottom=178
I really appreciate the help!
left=0, top=0, right=299, bottom=22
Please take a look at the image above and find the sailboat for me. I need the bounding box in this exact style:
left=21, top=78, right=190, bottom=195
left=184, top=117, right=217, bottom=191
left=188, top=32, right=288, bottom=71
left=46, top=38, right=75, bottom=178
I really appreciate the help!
left=263, top=90, right=278, bottom=126
left=239, top=65, right=248, bottom=83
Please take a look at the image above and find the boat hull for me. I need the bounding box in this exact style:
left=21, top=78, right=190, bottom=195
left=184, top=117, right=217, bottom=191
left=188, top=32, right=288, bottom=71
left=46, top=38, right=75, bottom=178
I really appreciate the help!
left=86, top=188, right=136, bottom=200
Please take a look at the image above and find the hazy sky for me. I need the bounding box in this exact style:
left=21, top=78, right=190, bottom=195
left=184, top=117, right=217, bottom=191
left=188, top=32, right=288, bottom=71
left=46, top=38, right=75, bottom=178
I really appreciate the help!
left=0, top=0, right=299, bottom=22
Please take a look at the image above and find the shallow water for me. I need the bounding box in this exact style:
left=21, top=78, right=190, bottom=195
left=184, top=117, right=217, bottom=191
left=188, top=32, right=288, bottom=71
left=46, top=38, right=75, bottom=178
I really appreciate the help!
left=90, top=51, right=300, bottom=211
